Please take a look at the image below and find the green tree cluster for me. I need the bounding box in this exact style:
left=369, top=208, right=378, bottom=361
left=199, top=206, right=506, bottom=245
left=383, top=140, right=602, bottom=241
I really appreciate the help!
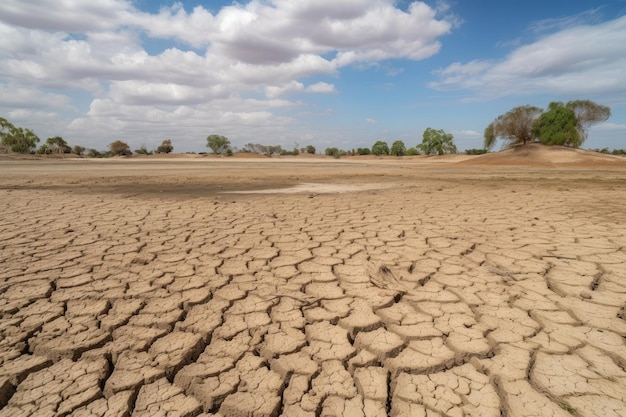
left=367, top=130, right=458, bottom=157
left=484, top=100, right=611, bottom=149
left=0, top=117, right=40, bottom=153
left=418, top=128, right=457, bottom=155
left=371, top=141, right=390, bottom=156
left=534, top=102, right=580, bottom=147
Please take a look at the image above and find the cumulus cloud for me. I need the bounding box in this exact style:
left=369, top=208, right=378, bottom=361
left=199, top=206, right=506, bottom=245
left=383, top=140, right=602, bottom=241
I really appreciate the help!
left=593, top=122, right=626, bottom=131
left=265, top=81, right=337, bottom=98
left=0, top=83, right=72, bottom=109
left=0, top=0, right=453, bottom=150
left=430, top=15, right=626, bottom=99
left=0, top=0, right=132, bottom=32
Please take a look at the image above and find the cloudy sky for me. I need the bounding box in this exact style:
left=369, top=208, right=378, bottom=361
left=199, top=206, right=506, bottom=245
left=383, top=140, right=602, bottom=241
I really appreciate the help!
left=1, top=0, right=625, bottom=153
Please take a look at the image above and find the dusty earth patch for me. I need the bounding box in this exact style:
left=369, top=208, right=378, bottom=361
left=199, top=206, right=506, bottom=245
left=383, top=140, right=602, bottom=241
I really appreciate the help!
left=225, top=183, right=388, bottom=194
left=1, top=154, right=625, bottom=417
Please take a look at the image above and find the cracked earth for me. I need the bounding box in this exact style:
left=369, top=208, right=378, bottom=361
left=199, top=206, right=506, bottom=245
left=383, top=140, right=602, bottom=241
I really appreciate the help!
left=1, top=158, right=625, bottom=417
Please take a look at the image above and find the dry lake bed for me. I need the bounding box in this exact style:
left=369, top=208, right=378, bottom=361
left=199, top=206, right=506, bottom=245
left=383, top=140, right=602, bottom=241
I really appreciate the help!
left=1, top=153, right=625, bottom=417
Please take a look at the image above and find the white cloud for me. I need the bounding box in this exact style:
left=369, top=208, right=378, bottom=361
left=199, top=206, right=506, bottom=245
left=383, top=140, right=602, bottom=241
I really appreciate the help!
left=593, top=122, right=626, bottom=131
left=365, top=118, right=378, bottom=124
left=0, top=0, right=453, bottom=151
left=0, top=83, right=72, bottom=109
left=306, top=82, right=336, bottom=94
left=455, top=129, right=481, bottom=136
left=0, top=0, right=132, bottom=32
left=528, top=8, right=603, bottom=34
left=430, top=15, right=626, bottom=99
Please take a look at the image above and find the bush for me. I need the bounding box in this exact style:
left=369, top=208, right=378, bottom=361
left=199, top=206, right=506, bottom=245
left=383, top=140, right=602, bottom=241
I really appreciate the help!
left=464, top=148, right=488, bottom=155
left=406, top=147, right=419, bottom=156
left=135, top=145, right=152, bottom=155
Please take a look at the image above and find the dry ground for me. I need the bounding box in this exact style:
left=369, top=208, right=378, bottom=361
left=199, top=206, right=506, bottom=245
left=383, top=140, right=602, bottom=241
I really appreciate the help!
left=1, top=147, right=626, bottom=417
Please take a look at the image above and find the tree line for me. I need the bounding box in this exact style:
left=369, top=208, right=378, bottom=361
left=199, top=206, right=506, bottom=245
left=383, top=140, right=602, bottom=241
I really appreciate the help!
left=1, top=99, right=618, bottom=158
left=321, top=127, right=458, bottom=158
left=0, top=117, right=174, bottom=156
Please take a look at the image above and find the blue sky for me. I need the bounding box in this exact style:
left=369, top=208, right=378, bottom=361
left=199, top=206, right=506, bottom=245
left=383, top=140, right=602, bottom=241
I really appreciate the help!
left=1, top=0, right=625, bottom=153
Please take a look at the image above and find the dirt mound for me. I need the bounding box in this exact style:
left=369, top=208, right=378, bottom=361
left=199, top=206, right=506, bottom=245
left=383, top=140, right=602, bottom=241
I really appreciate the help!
left=458, top=143, right=625, bottom=168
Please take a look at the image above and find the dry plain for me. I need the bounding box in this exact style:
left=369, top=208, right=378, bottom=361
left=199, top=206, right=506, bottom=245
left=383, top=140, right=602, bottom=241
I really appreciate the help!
left=1, top=147, right=626, bottom=417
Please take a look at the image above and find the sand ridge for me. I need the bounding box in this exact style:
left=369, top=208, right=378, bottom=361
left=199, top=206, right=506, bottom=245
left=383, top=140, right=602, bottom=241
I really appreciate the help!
left=1, top=154, right=625, bottom=417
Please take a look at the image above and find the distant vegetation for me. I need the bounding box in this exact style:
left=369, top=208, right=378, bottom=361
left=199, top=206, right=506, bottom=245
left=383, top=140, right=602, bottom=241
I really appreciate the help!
left=464, top=148, right=488, bottom=155
left=0, top=99, right=616, bottom=158
left=590, top=148, right=626, bottom=155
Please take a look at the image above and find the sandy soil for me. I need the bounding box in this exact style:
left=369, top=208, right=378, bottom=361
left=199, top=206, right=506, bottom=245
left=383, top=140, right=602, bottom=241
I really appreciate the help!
left=1, top=146, right=625, bottom=417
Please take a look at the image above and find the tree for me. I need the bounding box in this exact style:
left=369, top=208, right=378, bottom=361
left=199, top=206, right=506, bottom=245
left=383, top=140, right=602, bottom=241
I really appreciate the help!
left=109, top=140, right=131, bottom=156
left=534, top=102, right=580, bottom=147
left=325, top=147, right=340, bottom=157
left=36, top=144, right=51, bottom=155
left=357, top=148, right=371, bottom=155
left=418, top=128, right=457, bottom=155
left=87, top=148, right=102, bottom=158
left=371, top=141, right=389, bottom=156
left=304, top=145, right=316, bottom=154
left=46, top=136, right=71, bottom=154
left=0, top=117, right=40, bottom=153
left=390, top=140, right=406, bottom=156
left=206, top=134, right=231, bottom=154
left=243, top=143, right=267, bottom=154
left=267, top=145, right=283, bottom=156
left=484, top=105, right=543, bottom=150
left=135, top=145, right=152, bottom=155
left=156, top=139, right=173, bottom=154
left=566, top=100, right=611, bottom=145
left=72, top=145, right=86, bottom=156
left=406, top=147, right=419, bottom=155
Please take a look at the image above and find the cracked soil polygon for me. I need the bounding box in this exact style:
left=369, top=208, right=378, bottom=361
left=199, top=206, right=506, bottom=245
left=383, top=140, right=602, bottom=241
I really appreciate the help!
left=1, top=158, right=626, bottom=417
